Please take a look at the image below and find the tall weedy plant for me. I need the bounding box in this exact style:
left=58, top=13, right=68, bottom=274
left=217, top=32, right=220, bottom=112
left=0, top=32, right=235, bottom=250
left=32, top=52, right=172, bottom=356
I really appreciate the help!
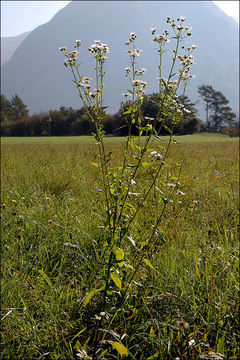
left=60, top=16, right=196, bottom=359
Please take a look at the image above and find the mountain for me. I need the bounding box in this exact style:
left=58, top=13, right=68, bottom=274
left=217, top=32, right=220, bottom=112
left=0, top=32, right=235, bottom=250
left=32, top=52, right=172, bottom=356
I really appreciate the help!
left=1, top=32, right=31, bottom=66
left=1, top=1, right=239, bottom=118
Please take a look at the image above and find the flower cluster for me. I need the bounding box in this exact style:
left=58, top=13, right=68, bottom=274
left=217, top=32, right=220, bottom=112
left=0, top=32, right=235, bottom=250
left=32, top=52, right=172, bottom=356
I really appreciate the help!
left=135, top=68, right=146, bottom=76
left=75, top=40, right=82, bottom=48
left=59, top=39, right=109, bottom=109
left=177, top=44, right=197, bottom=81
left=132, top=80, right=147, bottom=100
left=167, top=16, right=192, bottom=36
left=177, top=54, right=195, bottom=66
left=59, top=42, right=83, bottom=67
left=88, top=40, right=110, bottom=61
left=76, top=77, right=92, bottom=90
left=132, top=80, right=147, bottom=88
left=157, top=78, right=178, bottom=92
left=125, top=32, right=137, bottom=45
left=127, top=48, right=142, bottom=57
left=125, top=67, right=131, bottom=76
left=149, top=151, right=163, bottom=161
left=122, top=93, right=132, bottom=98
left=152, top=30, right=170, bottom=44
left=168, top=97, right=192, bottom=117
left=124, top=32, right=147, bottom=101
left=60, top=49, right=80, bottom=67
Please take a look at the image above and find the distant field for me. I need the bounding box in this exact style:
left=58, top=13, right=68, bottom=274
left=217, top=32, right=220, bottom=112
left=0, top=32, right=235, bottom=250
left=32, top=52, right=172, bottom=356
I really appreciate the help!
left=1, top=132, right=239, bottom=145
left=1, top=134, right=239, bottom=359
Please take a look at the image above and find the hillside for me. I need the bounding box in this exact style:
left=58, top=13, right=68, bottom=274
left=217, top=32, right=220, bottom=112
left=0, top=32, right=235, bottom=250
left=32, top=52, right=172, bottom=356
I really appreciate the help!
left=1, top=1, right=239, bottom=117
left=1, top=32, right=30, bottom=66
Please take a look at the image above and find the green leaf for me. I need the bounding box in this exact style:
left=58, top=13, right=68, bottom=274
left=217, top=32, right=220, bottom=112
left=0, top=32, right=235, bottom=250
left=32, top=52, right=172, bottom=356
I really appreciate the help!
left=98, top=349, right=108, bottom=359
left=142, top=162, right=152, bottom=167
left=216, top=334, right=226, bottom=353
left=143, top=258, right=156, bottom=271
left=154, top=135, right=164, bottom=141
left=91, top=162, right=99, bottom=168
left=39, top=269, right=52, bottom=286
left=111, top=271, right=122, bottom=290
left=125, top=203, right=136, bottom=211
left=150, top=327, right=155, bottom=337
left=172, top=137, right=180, bottom=144
left=163, top=124, right=172, bottom=133
left=140, top=241, right=147, bottom=249
left=115, top=248, right=124, bottom=267
left=110, top=342, right=128, bottom=356
left=83, top=288, right=101, bottom=307
left=147, top=352, right=159, bottom=359
left=71, top=328, right=86, bottom=342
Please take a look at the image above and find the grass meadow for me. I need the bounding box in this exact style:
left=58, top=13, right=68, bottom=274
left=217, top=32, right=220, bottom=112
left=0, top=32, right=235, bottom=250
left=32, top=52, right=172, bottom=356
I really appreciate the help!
left=1, top=134, right=239, bottom=359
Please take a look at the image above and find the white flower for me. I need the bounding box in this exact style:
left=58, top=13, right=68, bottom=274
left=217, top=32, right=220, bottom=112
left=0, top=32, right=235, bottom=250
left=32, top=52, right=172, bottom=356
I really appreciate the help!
left=76, top=349, right=92, bottom=359
left=145, top=116, right=154, bottom=121
left=133, top=80, right=140, bottom=86
left=166, top=183, right=175, bottom=188
left=153, top=34, right=169, bottom=44
left=150, top=151, right=163, bottom=160
left=59, top=46, right=66, bottom=51
left=71, top=50, right=78, bottom=57
left=188, top=339, right=195, bottom=347
left=130, top=32, right=135, bottom=37
left=132, top=51, right=140, bottom=57
left=177, top=190, right=185, bottom=196
left=103, top=45, right=110, bottom=54
left=180, top=16, right=186, bottom=21
left=83, top=77, right=92, bottom=83
left=130, top=179, right=136, bottom=185
left=132, top=80, right=147, bottom=89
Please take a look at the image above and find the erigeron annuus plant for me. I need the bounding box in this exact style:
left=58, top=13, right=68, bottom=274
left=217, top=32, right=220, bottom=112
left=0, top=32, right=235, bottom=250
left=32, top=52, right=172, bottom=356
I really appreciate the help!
left=60, top=16, right=196, bottom=359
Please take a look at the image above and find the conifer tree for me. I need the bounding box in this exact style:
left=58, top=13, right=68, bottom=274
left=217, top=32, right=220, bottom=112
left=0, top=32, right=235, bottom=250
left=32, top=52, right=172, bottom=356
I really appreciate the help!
left=11, top=94, right=29, bottom=120
left=198, top=85, right=236, bottom=132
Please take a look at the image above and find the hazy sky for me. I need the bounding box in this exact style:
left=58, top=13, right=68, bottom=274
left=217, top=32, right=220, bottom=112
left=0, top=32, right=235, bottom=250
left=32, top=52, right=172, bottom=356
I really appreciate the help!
left=1, top=1, right=239, bottom=37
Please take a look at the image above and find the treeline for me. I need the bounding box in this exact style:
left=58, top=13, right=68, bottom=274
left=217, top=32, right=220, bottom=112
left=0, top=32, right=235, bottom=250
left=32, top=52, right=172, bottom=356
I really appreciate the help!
left=1, top=86, right=238, bottom=137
